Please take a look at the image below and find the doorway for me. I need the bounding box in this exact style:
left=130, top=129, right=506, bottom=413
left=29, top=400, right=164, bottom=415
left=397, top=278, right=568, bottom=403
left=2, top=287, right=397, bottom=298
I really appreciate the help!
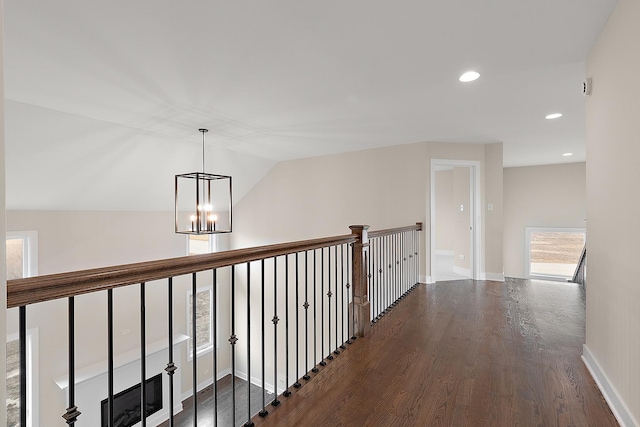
left=430, top=160, right=481, bottom=282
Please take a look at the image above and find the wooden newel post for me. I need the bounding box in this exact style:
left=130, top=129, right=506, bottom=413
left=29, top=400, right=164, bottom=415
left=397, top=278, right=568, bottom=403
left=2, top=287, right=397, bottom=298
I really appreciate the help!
left=350, top=225, right=371, bottom=337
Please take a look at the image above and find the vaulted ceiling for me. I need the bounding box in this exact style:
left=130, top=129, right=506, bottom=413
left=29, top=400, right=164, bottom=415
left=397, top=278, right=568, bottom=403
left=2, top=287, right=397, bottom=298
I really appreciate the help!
left=3, top=1, right=617, bottom=210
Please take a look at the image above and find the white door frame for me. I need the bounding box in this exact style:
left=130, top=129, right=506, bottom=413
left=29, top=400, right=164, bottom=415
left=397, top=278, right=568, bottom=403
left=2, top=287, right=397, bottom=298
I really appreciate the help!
left=430, top=159, right=482, bottom=282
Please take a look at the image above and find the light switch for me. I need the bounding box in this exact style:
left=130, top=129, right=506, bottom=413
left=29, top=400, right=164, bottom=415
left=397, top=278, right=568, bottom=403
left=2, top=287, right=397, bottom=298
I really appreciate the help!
left=460, top=204, right=464, bottom=212
left=488, top=203, right=494, bottom=211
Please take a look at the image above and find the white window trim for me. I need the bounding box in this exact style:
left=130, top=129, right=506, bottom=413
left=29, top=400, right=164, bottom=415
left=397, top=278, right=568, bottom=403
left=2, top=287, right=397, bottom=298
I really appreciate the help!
left=6, top=231, right=39, bottom=278
left=6, top=328, right=40, bottom=427
left=186, top=285, right=216, bottom=361
left=186, top=234, right=218, bottom=256
left=525, top=227, right=586, bottom=281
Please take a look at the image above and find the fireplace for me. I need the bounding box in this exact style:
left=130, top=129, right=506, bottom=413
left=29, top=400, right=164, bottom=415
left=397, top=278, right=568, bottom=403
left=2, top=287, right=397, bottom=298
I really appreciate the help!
left=101, top=373, right=163, bottom=427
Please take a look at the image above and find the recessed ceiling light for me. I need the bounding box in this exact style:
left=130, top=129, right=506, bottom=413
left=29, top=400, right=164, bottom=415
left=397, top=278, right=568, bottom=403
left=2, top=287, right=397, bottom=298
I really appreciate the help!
left=459, top=71, right=480, bottom=83
left=563, top=153, right=573, bottom=157
left=545, top=113, right=563, bottom=120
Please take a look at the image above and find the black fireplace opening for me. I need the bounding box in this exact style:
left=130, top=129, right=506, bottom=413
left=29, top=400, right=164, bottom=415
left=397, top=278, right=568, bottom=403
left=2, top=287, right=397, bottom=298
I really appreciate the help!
left=101, top=373, right=163, bottom=427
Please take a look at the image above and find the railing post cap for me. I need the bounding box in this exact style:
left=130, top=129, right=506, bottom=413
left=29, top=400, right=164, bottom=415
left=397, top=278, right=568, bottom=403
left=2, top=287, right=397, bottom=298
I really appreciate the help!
left=349, top=225, right=370, bottom=233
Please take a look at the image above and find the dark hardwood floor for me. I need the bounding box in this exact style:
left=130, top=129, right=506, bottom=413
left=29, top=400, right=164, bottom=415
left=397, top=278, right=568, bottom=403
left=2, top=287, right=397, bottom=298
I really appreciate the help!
left=159, top=375, right=273, bottom=427
left=248, top=278, right=618, bottom=427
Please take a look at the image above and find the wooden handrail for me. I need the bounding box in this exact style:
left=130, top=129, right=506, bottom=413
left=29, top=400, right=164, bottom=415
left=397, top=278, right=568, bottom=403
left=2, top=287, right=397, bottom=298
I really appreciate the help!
left=7, top=223, right=423, bottom=309
left=7, top=233, right=357, bottom=309
left=368, top=222, right=422, bottom=239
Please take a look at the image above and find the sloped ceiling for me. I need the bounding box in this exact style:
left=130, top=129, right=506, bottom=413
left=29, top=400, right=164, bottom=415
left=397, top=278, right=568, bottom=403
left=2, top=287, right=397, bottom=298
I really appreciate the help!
left=3, top=1, right=617, bottom=210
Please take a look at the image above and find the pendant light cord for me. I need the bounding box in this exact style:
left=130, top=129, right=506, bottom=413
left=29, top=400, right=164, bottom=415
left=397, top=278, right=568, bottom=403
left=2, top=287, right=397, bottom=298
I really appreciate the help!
left=199, top=128, right=209, bottom=173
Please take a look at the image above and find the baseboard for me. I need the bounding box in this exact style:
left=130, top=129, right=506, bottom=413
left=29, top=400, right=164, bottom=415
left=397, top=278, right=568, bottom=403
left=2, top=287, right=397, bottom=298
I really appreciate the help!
left=480, top=272, right=505, bottom=282
left=235, top=369, right=277, bottom=394
left=422, top=275, right=434, bottom=284
left=453, top=266, right=471, bottom=277
left=582, top=344, right=639, bottom=427
left=435, top=249, right=454, bottom=256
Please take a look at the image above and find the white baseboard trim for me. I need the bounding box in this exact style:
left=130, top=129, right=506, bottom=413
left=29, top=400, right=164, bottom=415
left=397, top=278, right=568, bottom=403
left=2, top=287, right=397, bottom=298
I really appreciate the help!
left=582, top=344, right=639, bottom=427
left=422, top=275, right=434, bottom=284
left=235, top=369, right=277, bottom=394
left=453, top=266, right=471, bottom=277
left=435, top=249, right=454, bottom=256
left=480, top=272, right=505, bottom=282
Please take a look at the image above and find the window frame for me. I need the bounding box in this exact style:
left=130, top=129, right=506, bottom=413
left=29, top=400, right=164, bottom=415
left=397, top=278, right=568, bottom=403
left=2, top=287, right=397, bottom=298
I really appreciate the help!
left=525, top=227, right=586, bottom=281
left=186, top=234, right=217, bottom=256
left=6, top=231, right=39, bottom=279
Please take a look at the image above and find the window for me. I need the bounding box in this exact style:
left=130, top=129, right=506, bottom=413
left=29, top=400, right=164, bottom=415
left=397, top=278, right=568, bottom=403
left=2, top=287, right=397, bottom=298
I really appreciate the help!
left=187, top=287, right=214, bottom=358
left=5, top=231, right=38, bottom=279
left=186, top=235, right=218, bottom=358
left=5, top=232, right=39, bottom=426
left=526, top=227, right=586, bottom=280
left=188, top=234, right=216, bottom=255
left=6, top=330, right=39, bottom=427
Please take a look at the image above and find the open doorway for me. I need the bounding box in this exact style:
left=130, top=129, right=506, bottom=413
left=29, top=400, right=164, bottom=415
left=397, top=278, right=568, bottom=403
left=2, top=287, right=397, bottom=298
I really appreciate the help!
left=430, top=160, right=481, bottom=282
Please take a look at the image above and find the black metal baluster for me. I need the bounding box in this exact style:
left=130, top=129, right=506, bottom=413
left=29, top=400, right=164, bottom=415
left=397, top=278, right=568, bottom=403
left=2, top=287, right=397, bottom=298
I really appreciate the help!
left=340, top=244, right=346, bottom=350
left=141, top=282, right=147, bottom=427
left=376, top=238, right=380, bottom=319
left=387, top=235, right=392, bottom=312
left=320, top=248, right=327, bottom=365
left=393, top=234, right=397, bottom=302
left=166, top=278, right=176, bottom=426
left=327, top=247, right=334, bottom=361
left=312, top=249, right=319, bottom=372
left=245, top=263, right=254, bottom=427
left=400, top=232, right=405, bottom=298
left=415, top=230, right=419, bottom=287
left=349, top=243, right=357, bottom=342
left=410, top=230, right=414, bottom=288
left=107, top=289, right=114, bottom=427
left=394, top=233, right=402, bottom=306
left=259, top=260, right=269, bottom=417
left=404, top=232, right=408, bottom=294
left=230, top=266, right=238, bottom=427
left=370, top=237, right=376, bottom=322
left=283, top=255, right=291, bottom=397
left=368, top=239, right=373, bottom=322
left=303, top=251, right=311, bottom=381
left=19, top=306, right=27, bottom=427
left=333, top=245, right=340, bottom=355
left=293, top=254, right=302, bottom=388
left=272, top=257, right=281, bottom=407
left=63, top=298, right=81, bottom=425
left=213, top=270, right=218, bottom=426
left=191, top=273, right=198, bottom=426
left=378, top=237, right=383, bottom=316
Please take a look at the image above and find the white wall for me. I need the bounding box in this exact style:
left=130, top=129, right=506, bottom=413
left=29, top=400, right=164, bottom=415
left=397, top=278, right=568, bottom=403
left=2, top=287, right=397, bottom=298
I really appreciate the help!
left=503, top=163, right=586, bottom=278
left=585, top=0, right=640, bottom=424
left=6, top=211, right=232, bottom=425
left=231, top=141, right=504, bottom=282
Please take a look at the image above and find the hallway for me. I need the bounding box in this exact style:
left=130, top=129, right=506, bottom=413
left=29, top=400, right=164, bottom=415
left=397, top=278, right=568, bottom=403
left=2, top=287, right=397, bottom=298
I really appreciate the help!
left=251, top=279, right=617, bottom=426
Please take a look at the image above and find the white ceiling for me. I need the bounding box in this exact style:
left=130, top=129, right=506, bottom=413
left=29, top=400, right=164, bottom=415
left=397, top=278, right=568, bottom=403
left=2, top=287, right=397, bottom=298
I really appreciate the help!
left=3, top=1, right=617, bottom=210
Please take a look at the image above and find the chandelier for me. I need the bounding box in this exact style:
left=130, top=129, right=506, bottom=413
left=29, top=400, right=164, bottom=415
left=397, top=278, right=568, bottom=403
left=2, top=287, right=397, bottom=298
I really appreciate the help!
left=175, top=129, right=232, bottom=234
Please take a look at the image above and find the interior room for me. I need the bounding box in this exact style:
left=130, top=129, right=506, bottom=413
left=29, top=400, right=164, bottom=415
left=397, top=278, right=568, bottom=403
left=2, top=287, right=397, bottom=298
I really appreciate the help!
left=1, top=1, right=638, bottom=426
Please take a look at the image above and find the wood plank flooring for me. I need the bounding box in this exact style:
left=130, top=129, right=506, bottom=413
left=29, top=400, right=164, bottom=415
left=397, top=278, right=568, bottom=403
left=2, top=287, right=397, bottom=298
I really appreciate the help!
left=159, top=375, right=273, bottom=427
left=248, top=278, right=617, bottom=427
